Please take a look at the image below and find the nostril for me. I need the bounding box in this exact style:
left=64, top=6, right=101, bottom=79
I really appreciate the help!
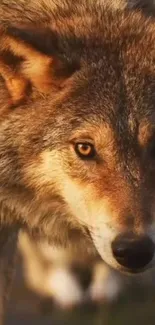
left=112, top=233, right=155, bottom=271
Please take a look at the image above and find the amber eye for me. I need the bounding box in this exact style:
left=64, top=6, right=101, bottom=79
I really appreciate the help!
left=74, top=143, right=96, bottom=159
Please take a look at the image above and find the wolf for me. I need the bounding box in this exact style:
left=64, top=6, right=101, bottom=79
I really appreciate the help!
left=0, top=0, right=155, bottom=320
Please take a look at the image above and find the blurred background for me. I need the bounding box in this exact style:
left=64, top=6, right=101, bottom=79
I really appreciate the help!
left=5, top=230, right=155, bottom=325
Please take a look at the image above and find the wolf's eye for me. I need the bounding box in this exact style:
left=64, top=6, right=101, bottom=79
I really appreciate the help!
left=75, top=143, right=96, bottom=159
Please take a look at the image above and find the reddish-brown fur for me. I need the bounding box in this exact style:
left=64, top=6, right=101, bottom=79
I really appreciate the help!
left=0, top=0, right=154, bottom=105
left=0, top=0, right=155, bottom=323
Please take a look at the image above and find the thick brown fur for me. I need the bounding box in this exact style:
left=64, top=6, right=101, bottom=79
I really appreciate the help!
left=1, top=0, right=155, bottom=322
left=0, top=0, right=154, bottom=105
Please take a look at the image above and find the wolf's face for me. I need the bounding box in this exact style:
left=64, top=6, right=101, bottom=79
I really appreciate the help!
left=1, top=7, right=155, bottom=274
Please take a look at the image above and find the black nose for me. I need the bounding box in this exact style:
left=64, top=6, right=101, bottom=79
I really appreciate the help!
left=112, top=233, right=155, bottom=271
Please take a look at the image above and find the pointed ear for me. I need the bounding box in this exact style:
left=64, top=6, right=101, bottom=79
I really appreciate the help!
left=0, top=24, right=80, bottom=106
left=6, top=25, right=59, bottom=57
left=3, top=24, right=80, bottom=93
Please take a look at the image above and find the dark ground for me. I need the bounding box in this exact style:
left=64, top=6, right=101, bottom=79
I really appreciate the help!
left=4, top=255, right=155, bottom=325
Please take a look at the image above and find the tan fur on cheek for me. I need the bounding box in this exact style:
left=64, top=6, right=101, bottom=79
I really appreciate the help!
left=23, top=150, right=66, bottom=198
left=59, top=176, right=113, bottom=228
left=22, top=149, right=113, bottom=227
left=58, top=177, right=120, bottom=267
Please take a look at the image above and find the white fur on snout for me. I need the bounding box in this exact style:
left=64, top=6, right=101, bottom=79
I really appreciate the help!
left=60, top=176, right=155, bottom=272
left=60, top=177, right=120, bottom=270
left=46, top=268, right=83, bottom=308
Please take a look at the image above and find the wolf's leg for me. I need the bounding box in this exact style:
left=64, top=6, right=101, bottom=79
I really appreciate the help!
left=88, top=261, right=124, bottom=303
left=19, top=230, right=84, bottom=309
left=19, top=230, right=124, bottom=309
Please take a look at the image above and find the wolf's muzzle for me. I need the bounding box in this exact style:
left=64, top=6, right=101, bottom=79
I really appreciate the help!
left=112, top=232, right=155, bottom=272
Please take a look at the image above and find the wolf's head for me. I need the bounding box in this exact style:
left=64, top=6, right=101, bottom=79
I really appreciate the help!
left=1, top=2, right=155, bottom=274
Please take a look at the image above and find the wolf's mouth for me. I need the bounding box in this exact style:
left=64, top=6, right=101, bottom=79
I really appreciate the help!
left=118, top=264, right=152, bottom=275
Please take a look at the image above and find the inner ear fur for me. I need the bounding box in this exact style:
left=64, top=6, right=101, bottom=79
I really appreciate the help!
left=0, top=56, right=29, bottom=106
left=0, top=24, right=79, bottom=106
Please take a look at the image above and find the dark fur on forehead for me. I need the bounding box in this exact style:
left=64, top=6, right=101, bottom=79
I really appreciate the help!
left=2, top=3, right=155, bottom=130
left=4, top=7, right=155, bottom=71
left=1, top=0, right=155, bottom=102
left=1, top=0, right=155, bottom=23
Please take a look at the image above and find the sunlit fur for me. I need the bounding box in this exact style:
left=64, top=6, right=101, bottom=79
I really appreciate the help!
left=0, top=0, right=155, bottom=321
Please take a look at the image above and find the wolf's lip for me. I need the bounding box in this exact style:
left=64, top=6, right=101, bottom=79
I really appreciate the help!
left=119, top=265, right=150, bottom=275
